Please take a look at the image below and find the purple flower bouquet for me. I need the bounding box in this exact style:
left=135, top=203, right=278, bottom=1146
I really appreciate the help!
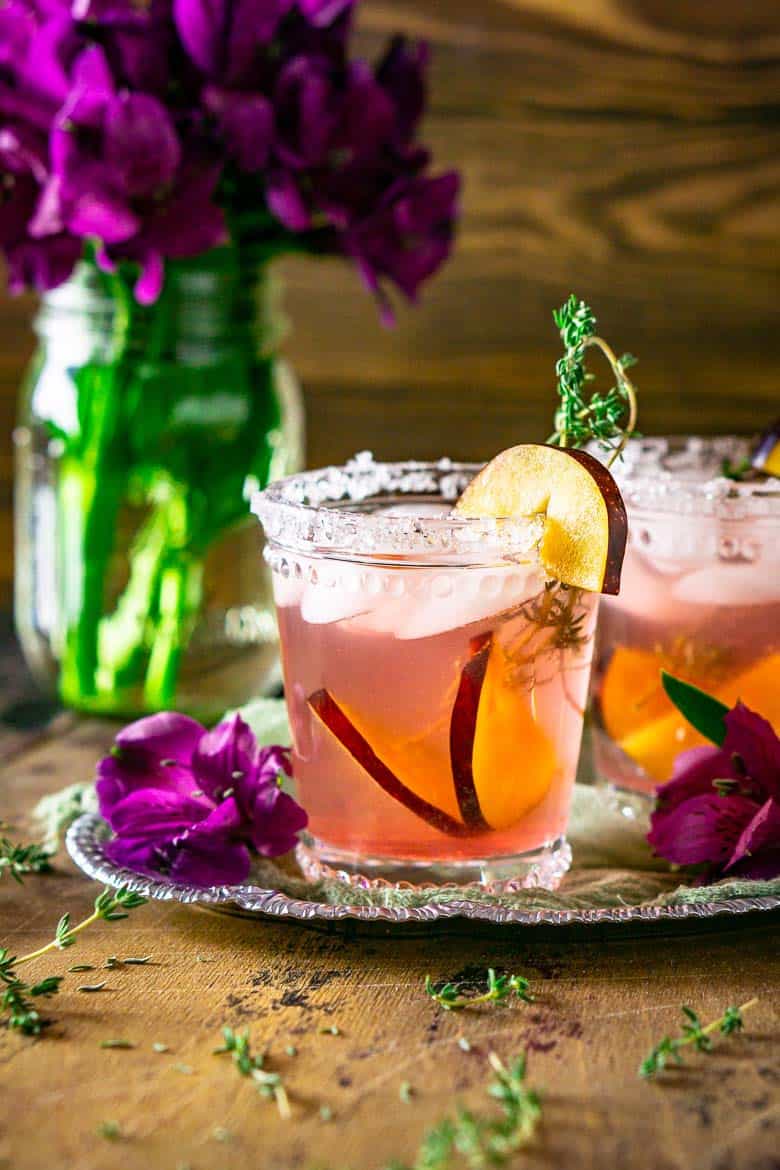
left=3, top=0, right=459, bottom=717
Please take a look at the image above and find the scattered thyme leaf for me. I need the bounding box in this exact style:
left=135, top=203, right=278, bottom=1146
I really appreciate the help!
left=152, top=1042, right=170, bottom=1053
left=320, top=1024, right=340, bottom=1035
left=104, top=957, right=120, bottom=969
left=1, top=886, right=146, bottom=1036
left=457, top=1037, right=471, bottom=1053
left=122, top=956, right=152, bottom=965
left=214, top=1026, right=290, bottom=1119
left=0, top=836, right=53, bottom=883
left=425, top=968, right=533, bottom=1012
left=212, top=1126, right=232, bottom=1143
left=399, top=1081, right=414, bottom=1103
left=285, top=1044, right=297, bottom=1057
left=100, top=1039, right=135, bottom=1049
left=0, top=949, right=62, bottom=1035
left=77, top=982, right=108, bottom=993
left=319, top=1105, right=333, bottom=1122
left=392, top=1052, right=541, bottom=1170
left=67, top=964, right=95, bottom=973
left=97, top=1120, right=122, bottom=1141
left=639, top=998, right=758, bottom=1078
left=548, top=294, right=638, bottom=464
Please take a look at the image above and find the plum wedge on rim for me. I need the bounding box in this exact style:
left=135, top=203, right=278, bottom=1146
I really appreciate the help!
left=454, top=443, right=628, bottom=595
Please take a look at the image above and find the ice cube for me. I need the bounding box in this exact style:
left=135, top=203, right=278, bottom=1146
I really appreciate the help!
left=673, top=564, right=780, bottom=607
left=392, top=563, right=546, bottom=640
left=270, top=563, right=305, bottom=609
left=300, top=562, right=384, bottom=625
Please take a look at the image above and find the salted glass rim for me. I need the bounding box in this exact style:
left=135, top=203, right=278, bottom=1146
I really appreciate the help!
left=591, top=435, right=780, bottom=518
left=251, top=452, right=543, bottom=562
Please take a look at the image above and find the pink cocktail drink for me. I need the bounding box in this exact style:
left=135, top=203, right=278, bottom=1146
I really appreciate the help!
left=590, top=437, right=780, bottom=795
left=254, top=457, right=600, bottom=887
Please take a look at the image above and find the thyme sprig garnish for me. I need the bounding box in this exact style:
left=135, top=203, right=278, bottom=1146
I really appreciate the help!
left=214, top=1026, right=291, bottom=1120
left=1, top=885, right=146, bottom=1035
left=639, top=999, right=758, bottom=1078
left=425, top=968, right=533, bottom=1011
left=0, top=834, right=53, bottom=883
left=548, top=294, right=638, bottom=465
left=390, top=1052, right=541, bottom=1170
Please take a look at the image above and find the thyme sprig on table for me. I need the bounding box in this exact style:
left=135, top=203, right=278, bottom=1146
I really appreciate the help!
left=214, top=1026, right=291, bottom=1120
left=548, top=294, right=638, bottom=464
left=425, top=968, right=533, bottom=1011
left=639, top=999, right=758, bottom=1078
left=1, top=886, right=146, bottom=1035
left=389, top=1052, right=542, bottom=1170
left=0, top=834, right=53, bottom=883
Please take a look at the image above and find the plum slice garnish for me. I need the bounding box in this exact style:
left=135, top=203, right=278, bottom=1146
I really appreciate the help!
left=448, top=633, right=491, bottom=830
left=308, top=688, right=472, bottom=838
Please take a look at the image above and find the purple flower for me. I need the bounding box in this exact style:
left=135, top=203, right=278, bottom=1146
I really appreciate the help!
left=0, top=0, right=460, bottom=311
left=97, top=711, right=308, bottom=887
left=33, top=45, right=225, bottom=301
left=344, top=171, right=460, bottom=323
left=648, top=703, right=780, bottom=881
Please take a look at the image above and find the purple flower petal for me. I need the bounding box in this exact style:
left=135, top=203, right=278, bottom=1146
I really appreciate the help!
left=192, top=713, right=258, bottom=800
left=103, top=834, right=172, bottom=876
left=273, top=55, right=340, bottom=169
left=266, top=168, right=310, bottom=230
left=376, top=35, right=429, bottom=141
left=723, top=703, right=780, bottom=800
left=5, top=233, right=81, bottom=292
left=299, top=0, right=353, bottom=25
left=647, top=792, right=758, bottom=867
left=654, top=744, right=741, bottom=810
left=174, top=0, right=288, bottom=83
left=169, top=834, right=251, bottom=887
left=204, top=85, right=273, bottom=173
left=344, top=171, right=459, bottom=315
left=104, top=93, right=181, bottom=199
left=249, top=785, right=308, bottom=856
left=132, top=248, right=165, bottom=304
left=725, top=796, right=780, bottom=878
left=96, top=711, right=205, bottom=812
left=104, top=787, right=212, bottom=839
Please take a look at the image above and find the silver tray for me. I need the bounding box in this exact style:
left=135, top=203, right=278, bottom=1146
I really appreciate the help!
left=66, top=814, right=780, bottom=929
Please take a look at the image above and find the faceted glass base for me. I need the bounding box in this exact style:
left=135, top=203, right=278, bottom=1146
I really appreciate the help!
left=296, top=835, right=572, bottom=892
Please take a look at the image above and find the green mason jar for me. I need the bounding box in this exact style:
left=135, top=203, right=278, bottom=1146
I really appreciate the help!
left=14, top=247, right=304, bottom=720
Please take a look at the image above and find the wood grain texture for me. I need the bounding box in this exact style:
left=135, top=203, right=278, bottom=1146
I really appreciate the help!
left=1, top=707, right=779, bottom=1170
left=0, top=0, right=779, bottom=616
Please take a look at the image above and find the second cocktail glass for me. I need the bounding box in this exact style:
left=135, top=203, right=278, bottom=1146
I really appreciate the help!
left=590, top=436, right=780, bottom=796
left=254, top=454, right=601, bottom=889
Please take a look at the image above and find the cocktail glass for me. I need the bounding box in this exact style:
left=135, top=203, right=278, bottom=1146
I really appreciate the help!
left=253, top=453, right=601, bottom=888
left=590, top=436, right=780, bottom=796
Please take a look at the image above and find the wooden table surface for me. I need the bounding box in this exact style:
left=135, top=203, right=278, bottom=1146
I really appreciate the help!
left=1, top=629, right=778, bottom=1170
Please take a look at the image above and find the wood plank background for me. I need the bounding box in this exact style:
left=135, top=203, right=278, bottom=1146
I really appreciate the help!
left=1, top=0, right=779, bottom=607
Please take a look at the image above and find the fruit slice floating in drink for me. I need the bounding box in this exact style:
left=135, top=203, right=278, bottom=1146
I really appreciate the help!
left=605, top=650, right=780, bottom=782
left=306, top=444, right=627, bottom=835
